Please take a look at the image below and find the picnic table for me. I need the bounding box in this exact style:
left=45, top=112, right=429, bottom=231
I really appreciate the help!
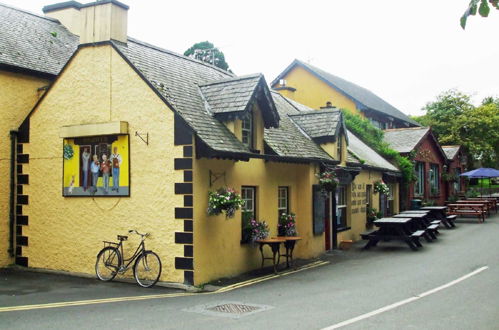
left=462, top=199, right=497, bottom=213
left=362, top=217, right=423, bottom=251
left=255, top=238, right=286, bottom=273
left=392, top=213, right=438, bottom=240
left=420, top=206, right=455, bottom=228
left=447, top=203, right=486, bottom=223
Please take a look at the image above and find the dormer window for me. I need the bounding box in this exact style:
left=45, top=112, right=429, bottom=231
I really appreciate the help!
left=242, top=114, right=253, bottom=148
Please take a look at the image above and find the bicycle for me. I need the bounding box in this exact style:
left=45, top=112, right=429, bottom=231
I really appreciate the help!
left=95, top=230, right=162, bottom=288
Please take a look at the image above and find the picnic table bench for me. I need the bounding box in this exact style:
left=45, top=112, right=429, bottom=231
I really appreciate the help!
left=420, top=206, right=455, bottom=228
left=465, top=198, right=497, bottom=213
left=447, top=203, right=486, bottom=223
left=362, top=217, right=422, bottom=251
left=392, top=213, right=437, bottom=241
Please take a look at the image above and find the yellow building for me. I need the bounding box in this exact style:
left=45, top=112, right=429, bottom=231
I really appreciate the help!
left=1, top=1, right=400, bottom=286
left=0, top=3, right=78, bottom=267
left=271, top=59, right=419, bottom=129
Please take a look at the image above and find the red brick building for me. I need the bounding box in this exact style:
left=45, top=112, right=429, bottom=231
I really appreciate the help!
left=383, top=127, right=448, bottom=208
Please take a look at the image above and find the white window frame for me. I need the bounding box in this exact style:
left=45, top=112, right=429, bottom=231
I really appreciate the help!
left=336, top=185, right=347, bottom=229
left=241, top=113, right=253, bottom=149
left=241, top=186, right=255, bottom=216
left=430, top=164, right=439, bottom=194
left=278, top=186, right=289, bottom=216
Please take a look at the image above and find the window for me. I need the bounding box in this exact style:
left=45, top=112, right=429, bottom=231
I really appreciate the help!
left=241, top=113, right=253, bottom=148
left=415, top=162, right=424, bottom=196
left=336, top=137, right=342, bottom=162
left=336, top=185, right=347, bottom=229
left=430, top=164, right=439, bottom=195
left=369, top=118, right=385, bottom=130
left=387, top=183, right=396, bottom=216
left=278, top=186, right=289, bottom=217
left=241, top=186, right=256, bottom=242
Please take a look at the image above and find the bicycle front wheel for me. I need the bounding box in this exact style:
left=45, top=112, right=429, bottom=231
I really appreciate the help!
left=95, top=246, right=121, bottom=281
left=133, top=251, right=162, bottom=288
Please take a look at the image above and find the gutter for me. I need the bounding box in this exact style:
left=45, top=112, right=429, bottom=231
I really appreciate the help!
left=9, top=130, right=17, bottom=257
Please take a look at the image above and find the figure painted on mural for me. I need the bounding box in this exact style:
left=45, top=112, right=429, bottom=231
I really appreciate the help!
left=81, top=148, right=91, bottom=191
left=110, top=147, right=122, bottom=192
left=100, top=154, right=111, bottom=194
left=90, top=154, right=100, bottom=195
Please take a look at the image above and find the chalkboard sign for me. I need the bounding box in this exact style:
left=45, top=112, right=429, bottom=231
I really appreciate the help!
left=313, top=185, right=325, bottom=235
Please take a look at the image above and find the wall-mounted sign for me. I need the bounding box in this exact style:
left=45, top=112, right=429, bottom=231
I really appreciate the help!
left=63, top=134, right=129, bottom=197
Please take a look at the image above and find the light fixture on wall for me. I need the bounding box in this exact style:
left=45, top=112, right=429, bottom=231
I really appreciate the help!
left=135, top=131, right=149, bottom=145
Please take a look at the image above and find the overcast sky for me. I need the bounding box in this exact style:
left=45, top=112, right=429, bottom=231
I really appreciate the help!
left=4, top=0, right=499, bottom=115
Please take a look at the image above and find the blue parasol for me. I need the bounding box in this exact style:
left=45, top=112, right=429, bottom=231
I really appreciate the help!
left=460, top=168, right=499, bottom=196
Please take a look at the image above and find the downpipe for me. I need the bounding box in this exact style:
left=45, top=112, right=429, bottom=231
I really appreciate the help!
left=9, top=130, right=17, bottom=258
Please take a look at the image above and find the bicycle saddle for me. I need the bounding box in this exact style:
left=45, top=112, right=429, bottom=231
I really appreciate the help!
left=117, top=235, right=128, bottom=241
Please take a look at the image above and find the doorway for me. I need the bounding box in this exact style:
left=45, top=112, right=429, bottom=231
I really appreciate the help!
left=324, top=191, right=337, bottom=250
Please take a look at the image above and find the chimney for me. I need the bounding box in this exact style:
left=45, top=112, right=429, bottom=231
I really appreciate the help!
left=43, top=0, right=129, bottom=44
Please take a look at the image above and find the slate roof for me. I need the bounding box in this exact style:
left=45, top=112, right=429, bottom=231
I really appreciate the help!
left=0, top=3, right=78, bottom=76
left=199, top=74, right=261, bottom=115
left=265, top=92, right=334, bottom=161
left=288, top=110, right=342, bottom=141
left=271, top=59, right=420, bottom=127
left=347, top=129, right=399, bottom=172
left=383, top=127, right=430, bottom=153
left=199, top=73, right=279, bottom=127
left=112, top=38, right=259, bottom=155
left=442, top=145, right=461, bottom=160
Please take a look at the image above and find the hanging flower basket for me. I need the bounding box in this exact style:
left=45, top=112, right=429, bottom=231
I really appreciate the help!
left=207, top=187, right=245, bottom=218
left=278, top=212, right=297, bottom=236
left=63, top=144, right=74, bottom=160
left=316, top=169, right=339, bottom=194
left=374, top=181, right=389, bottom=194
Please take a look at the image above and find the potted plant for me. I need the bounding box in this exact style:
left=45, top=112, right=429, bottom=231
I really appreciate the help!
left=247, top=218, right=269, bottom=244
left=278, top=212, right=297, bottom=236
left=316, top=169, right=339, bottom=194
left=207, top=187, right=245, bottom=218
left=366, top=207, right=379, bottom=228
left=374, top=180, right=389, bottom=194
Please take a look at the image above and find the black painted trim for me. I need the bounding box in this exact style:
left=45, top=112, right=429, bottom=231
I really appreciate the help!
left=184, top=245, right=193, bottom=257
left=18, top=119, right=29, bottom=144
left=16, top=205, right=22, bottom=215
left=175, top=183, right=193, bottom=195
left=174, top=114, right=193, bottom=145
left=17, top=154, right=29, bottom=164
left=17, top=215, right=28, bottom=226
left=183, top=171, right=193, bottom=182
left=184, top=220, right=193, bottom=232
left=184, top=271, right=194, bottom=285
left=174, top=158, right=192, bottom=170
left=16, top=246, right=22, bottom=256
left=17, top=175, right=29, bottom=185
left=17, top=144, right=23, bottom=154
left=175, top=232, right=193, bottom=244
left=0, top=63, right=55, bottom=80
left=184, top=195, right=193, bottom=207
left=16, top=225, right=22, bottom=236
left=17, top=195, right=28, bottom=205
left=17, top=165, right=23, bottom=174
left=15, top=256, right=28, bottom=267
left=17, top=236, right=28, bottom=246
left=175, top=207, right=193, bottom=219
left=183, top=146, right=193, bottom=157
left=17, top=185, right=23, bottom=195
left=175, top=257, right=193, bottom=270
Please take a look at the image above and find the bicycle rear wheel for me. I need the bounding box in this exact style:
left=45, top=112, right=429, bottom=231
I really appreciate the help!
left=133, top=251, right=162, bottom=288
left=95, top=247, right=121, bottom=281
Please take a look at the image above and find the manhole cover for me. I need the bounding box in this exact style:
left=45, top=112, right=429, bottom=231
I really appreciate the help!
left=183, top=301, right=273, bottom=319
left=207, top=303, right=261, bottom=314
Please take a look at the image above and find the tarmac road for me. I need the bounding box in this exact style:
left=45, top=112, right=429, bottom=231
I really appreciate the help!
left=1, top=214, right=498, bottom=329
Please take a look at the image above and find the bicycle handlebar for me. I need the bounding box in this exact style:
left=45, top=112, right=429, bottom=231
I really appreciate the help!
left=128, top=229, right=150, bottom=239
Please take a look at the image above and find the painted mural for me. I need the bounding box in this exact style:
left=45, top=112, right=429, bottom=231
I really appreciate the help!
left=63, top=134, right=129, bottom=196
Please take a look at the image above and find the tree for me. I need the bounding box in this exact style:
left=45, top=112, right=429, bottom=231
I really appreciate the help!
left=184, top=41, right=231, bottom=72
left=414, top=90, right=499, bottom=167
left=461, top=0, right=499, bottom=29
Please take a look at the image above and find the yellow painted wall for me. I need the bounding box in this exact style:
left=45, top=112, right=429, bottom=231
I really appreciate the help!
left=274, top=66, right=361, bottom=116
left=320, top=135, right=347, bottom=166
left=23, top=45, right=184, bottom=282
left=0, top=71, right=49, bottom=267
left=193, top=157, right=323, bottom=285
